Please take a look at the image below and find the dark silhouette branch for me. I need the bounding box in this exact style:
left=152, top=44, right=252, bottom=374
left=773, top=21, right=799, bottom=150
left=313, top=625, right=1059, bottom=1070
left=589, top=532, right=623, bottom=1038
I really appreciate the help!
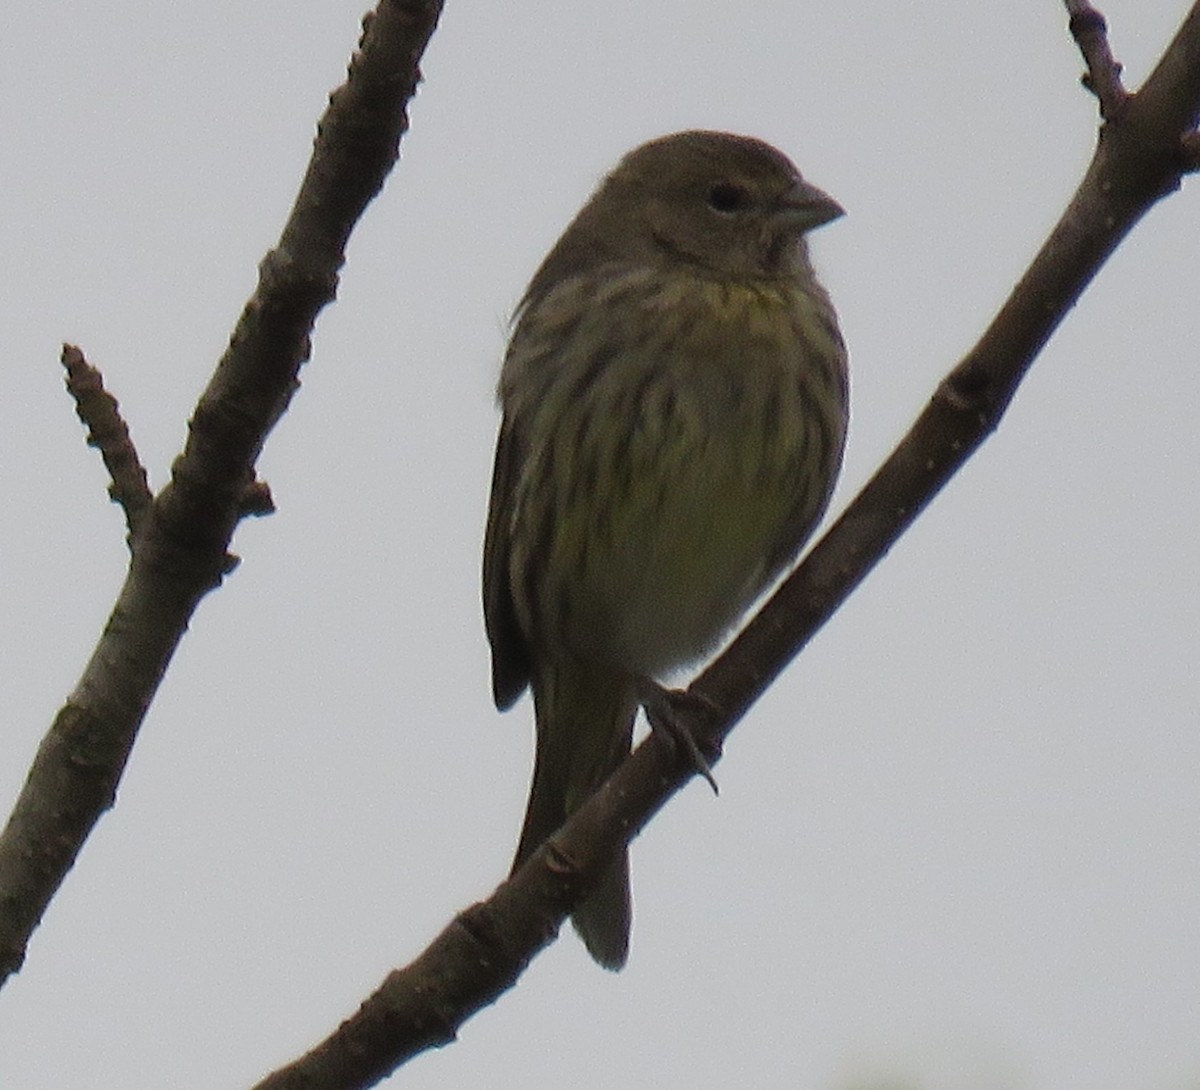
left=250, top=4, right=1200, bottom=1087
left=0, top=0, right=445, bottom=987
left=1067, top=0, right=1130, bottom=117
left=61, top=344, right=154, bottom=537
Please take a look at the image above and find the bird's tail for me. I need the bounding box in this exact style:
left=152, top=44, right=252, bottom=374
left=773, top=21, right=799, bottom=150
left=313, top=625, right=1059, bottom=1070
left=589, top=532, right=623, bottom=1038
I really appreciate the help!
left=511, top=660, right=636, bottom=970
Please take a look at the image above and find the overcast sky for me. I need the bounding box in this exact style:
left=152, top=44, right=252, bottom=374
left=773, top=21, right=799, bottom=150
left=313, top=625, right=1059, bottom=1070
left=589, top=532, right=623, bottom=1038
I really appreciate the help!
left=2, top=3, right=1198, bottom=1088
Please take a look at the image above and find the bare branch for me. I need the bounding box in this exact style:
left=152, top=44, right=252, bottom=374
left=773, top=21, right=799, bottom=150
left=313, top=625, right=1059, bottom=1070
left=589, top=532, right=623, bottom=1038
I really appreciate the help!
left=1066, top=0, right=1129, bottom=118
left=60, top=343, right=153, bottom=537
left=0, top=0, right=445, bottom=987
left=1128, top=1, right=1200, bottom=167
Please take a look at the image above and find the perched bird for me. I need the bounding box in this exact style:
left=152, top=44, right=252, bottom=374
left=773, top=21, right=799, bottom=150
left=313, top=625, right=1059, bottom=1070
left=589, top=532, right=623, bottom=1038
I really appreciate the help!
left=483, top=130, right=848, bottom=969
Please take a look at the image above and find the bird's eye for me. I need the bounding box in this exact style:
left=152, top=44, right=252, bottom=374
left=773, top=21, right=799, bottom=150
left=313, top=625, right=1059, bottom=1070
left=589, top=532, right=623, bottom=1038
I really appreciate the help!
left=706, top=181, right=753, bottom=214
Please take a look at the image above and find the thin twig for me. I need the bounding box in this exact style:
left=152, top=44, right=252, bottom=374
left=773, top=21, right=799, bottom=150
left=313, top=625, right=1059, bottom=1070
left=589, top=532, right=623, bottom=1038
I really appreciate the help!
left=1066, top=0, right=1129, bottom=118
left=60, top=344, right=153, bottom=538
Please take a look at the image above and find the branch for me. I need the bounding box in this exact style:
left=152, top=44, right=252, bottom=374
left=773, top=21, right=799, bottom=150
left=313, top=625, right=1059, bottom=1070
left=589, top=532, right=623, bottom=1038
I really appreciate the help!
left=60, top=344, right=154, bottom=537
left=61, top=344, right=275, bottom=562
left=1067, top=0, right=1129, bottom=118
left=250, top=4, right=1200, bottom=1086
left=0, top=0, right=445, bottom=987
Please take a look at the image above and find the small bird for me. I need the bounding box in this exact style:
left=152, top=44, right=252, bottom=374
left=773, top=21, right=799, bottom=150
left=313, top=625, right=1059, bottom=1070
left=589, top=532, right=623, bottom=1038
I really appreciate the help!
left=483, top=131, right=848, bottom=969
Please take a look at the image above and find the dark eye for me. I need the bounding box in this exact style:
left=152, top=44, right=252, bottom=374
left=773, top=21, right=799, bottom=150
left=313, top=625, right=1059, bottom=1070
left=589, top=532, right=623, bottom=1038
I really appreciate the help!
left=706, top=181, right=753, bottom=214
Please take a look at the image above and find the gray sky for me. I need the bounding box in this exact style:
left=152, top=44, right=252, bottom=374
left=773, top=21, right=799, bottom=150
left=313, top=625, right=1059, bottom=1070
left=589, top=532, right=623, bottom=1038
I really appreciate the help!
left=2, top=2, right=1198, bottom=1088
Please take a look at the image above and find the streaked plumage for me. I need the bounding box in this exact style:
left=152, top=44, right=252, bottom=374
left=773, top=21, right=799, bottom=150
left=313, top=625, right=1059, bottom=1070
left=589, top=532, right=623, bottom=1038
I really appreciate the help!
left=484, top=131, right=848, bottom=968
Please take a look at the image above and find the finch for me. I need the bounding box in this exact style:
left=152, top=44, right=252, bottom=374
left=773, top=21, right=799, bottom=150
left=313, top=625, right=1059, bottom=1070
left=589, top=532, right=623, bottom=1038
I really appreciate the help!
left=483, top=130, right=848, bottom=969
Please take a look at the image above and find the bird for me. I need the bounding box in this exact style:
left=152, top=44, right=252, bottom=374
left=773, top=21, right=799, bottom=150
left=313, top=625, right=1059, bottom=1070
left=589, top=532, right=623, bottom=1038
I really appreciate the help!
left=483, top=130, right=848, bottom=969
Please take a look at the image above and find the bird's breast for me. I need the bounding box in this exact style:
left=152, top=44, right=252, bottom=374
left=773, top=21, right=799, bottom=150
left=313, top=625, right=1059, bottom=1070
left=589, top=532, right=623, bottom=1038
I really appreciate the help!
left=507, top=266, right=846, bottom=678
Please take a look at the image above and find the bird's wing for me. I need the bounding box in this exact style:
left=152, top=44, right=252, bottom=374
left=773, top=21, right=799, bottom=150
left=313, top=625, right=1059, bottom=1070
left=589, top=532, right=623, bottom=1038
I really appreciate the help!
left=482, top=415, right=533, bottom=710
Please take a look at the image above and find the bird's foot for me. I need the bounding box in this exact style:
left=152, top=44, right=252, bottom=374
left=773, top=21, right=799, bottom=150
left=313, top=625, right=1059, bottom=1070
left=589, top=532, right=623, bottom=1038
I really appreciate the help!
left=636, top=680, right=722, bottom=796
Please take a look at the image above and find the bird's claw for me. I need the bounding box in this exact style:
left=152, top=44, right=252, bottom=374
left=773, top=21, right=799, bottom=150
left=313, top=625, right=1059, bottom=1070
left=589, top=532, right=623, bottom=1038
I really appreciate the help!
left=637, top=681, right=722, bottom=795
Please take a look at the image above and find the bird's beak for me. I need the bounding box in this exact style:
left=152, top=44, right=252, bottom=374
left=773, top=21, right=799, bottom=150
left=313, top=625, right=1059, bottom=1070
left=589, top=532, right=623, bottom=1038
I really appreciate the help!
left=781, top=179, right=844, bottom=232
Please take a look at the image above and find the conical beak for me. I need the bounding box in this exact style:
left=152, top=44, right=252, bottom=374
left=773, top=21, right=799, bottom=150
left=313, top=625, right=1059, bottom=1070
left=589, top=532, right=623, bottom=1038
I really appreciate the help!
left=781, top=179, right=844, bottom=232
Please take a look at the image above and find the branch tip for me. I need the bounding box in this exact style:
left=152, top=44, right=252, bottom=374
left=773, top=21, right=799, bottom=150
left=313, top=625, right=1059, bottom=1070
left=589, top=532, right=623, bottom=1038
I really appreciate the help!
left=1066, top=0, right=1129, bottom=119
left=60, top=344, right=153, bottom=538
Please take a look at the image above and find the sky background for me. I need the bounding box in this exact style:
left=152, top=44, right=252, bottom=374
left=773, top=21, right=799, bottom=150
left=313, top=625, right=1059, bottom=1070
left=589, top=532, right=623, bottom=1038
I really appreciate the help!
left=2, top=2, right=1198, bottom=1088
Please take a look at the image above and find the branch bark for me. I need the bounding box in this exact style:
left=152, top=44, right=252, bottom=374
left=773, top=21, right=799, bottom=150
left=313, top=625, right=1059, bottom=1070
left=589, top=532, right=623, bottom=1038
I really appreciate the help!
left=61, top=344, right=155, bottom=538
left=249, top=4, right=1200, bottom=1087
left=0, top=0, right=445, bottom=986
